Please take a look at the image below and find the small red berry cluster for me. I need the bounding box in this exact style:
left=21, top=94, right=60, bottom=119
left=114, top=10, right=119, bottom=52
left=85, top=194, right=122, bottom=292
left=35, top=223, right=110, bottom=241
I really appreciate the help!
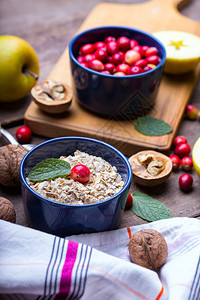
left=169, top=136, right=193, bottom=192
left=76, top=35, right=161, bottom=76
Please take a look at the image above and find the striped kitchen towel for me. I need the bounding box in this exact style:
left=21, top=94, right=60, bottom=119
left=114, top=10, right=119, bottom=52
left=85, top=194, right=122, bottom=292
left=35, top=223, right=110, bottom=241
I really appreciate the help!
left=0, top=217, right=199, bottom=300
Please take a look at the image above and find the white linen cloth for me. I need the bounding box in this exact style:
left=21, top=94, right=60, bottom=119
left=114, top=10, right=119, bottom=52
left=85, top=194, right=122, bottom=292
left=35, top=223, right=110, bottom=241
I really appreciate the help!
left=0, top=217, right=200, bottom=300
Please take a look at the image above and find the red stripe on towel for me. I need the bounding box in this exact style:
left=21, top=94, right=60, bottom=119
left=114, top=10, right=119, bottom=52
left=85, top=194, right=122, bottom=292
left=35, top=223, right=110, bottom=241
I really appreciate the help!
left=155, top=285, right=164, bottom=300
left=127, top=227, right=132, bottom=239
left=59, top=240, right=79, bottom=294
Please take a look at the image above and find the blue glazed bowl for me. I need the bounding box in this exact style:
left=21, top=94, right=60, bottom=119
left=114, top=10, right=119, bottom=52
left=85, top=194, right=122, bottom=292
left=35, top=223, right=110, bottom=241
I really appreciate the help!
left=69, top=26, right=166, bottom=118
left=20, top=137, right=132, bottom=237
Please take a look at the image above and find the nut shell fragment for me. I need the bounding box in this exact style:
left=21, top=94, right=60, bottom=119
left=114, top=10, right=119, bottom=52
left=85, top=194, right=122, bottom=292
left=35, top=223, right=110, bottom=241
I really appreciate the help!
left=31, top=79, right=73, bottom=114
left=0, top=197, right=16, bottom=223
left=129, top=150, right=172, bottom=187
left=128, top=229, right=168, bottom=270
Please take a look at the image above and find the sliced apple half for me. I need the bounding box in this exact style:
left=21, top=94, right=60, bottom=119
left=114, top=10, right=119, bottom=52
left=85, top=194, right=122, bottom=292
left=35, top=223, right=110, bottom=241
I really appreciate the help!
left=153, top=31, right=200, bottom=74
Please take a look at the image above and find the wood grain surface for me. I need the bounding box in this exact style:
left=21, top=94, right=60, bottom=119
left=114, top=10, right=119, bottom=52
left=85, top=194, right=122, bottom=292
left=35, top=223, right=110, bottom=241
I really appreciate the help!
left=0, top=0, right=200, bottom=230
left=24, top=0, right=200, bottom=155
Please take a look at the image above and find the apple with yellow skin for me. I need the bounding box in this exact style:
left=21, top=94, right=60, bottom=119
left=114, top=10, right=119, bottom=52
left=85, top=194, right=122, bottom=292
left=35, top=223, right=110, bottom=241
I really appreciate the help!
left=0, top=35, right=39, bottom=102
left=153, top=31, right=200, bottom=74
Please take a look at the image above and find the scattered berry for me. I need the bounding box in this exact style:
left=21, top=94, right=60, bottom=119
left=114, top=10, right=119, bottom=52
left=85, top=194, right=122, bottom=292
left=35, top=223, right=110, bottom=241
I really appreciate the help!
left=181, top=156, right=193, bottom=171
left=179, top=174, right=193, bottom=192
left=125, top=193, right=133, bottom=209
left=71, top=164, right=90, bottom=183
left=15, top=126, right=32, bottom=143
left=169, top=154, right=181, bottom=171
left=174, top=143, right=191, bottom=158
left=174, top=136, right=188, bottom=147
left=186, top=104, right=198, bottom=120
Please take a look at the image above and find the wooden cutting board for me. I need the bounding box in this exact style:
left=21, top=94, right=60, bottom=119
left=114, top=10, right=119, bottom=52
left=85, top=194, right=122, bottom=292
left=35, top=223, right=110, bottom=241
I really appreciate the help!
left=24, top=0, right=200, bottom=156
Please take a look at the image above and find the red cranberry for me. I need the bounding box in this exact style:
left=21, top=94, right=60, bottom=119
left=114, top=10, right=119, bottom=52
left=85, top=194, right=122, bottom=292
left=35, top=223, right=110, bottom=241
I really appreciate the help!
left=145, top=47, right=159, bottom=57
left=104, top=63, right=116, bottom=74
left=127, top=65, right=143, bottom=75
left=186, top=104, right=198, bottom=120
left=71, top=164, right=90, bottom=183
left=84, top=53, right=95, bottom=62
left=174, top=136, right=188, bottom=147
left=80, top=43, right=95, bottom=56
left=143, top=65, right=153, bottom=72
left=114, top=71, right=126, bottom=76
left=100, top=70, right=110, bottom=74
left=107, top=41, right=119, bottom=55
left=181, top=156, right=193, bottom=171
left=77, top=55, right=85, bottom=63
left=130, top=39, right=139, bottom=48
left=94, top=41, right=107, bottom=50
left=116, top=63, right=129, bottom=74
left=117, top=36, right=130, bottom=52
left=134, top=59, right=148, bottom=68
left=112, top=52, right=124, bottom=65
left=105, top=36, right=116, bottom=43
left=125, top=50, right=141, bottom=65
left=94, top=48, right=108, bottom=62
left=16, top=126, right=32, bottom=143
left=169, top=154, right=181, bottom=171
left=174, top=143, right=191, bottom=158
left=88, top=59, right=104, bottom=72
left=80, top=62, right=88, bottom=68
left=132, top=45, right=144, bottom=57
left=146, top=55, right=161, bottom=65
left=179, top=174, right=193, bottom=192
left=125, top=193, right=133, bottom=209
left=142, top=45, right=149, bottom=52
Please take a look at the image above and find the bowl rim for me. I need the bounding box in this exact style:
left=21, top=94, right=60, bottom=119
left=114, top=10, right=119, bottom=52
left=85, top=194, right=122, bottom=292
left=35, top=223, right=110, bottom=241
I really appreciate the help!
left=20, top=136, right=132, bottom=208
left=69, top=25, right=166, bottom=78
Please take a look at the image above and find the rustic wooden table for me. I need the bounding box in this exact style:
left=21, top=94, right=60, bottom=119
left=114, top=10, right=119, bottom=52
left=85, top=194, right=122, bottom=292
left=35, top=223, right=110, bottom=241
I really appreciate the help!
left=0, top=0, right=200, bottom=229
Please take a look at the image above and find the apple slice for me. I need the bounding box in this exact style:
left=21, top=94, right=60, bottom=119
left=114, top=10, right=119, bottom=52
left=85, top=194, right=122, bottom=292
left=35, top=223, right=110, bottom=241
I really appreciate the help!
left=153, top=31, right=200, bottom=74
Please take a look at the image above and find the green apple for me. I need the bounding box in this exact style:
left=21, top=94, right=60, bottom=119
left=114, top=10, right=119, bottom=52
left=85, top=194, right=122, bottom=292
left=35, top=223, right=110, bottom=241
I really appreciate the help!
left=0, top=35, right=39, bottom=102
left=153, top=31, right=200, bottom=74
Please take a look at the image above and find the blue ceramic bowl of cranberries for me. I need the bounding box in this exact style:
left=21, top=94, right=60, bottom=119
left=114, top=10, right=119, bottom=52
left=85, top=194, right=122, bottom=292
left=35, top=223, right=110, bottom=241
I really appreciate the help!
left=69, top=26, right=166, bottom=118
left=20, top=136, right=132, bottom=237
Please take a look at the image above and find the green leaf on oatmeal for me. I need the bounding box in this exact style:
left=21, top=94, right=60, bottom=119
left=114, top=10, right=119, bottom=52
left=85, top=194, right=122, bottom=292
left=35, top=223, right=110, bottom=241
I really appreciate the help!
left=28, top=158, right=71, bottom=182
left=131, top=191, right=172, bottom=221
left=134, top=116, right=173, bottom=136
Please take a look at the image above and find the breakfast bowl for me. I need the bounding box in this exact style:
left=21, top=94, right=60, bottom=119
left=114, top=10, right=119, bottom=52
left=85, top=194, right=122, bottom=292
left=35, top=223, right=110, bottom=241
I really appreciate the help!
left=20, top=137, right=132, bottom=237
left=69, top=26, right=166, bottom=118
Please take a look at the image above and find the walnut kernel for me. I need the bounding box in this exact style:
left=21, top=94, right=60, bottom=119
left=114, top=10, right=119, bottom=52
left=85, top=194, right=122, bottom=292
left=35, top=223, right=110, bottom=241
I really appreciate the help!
left=0, top=197, right=16, bottom=223
left=128, top=229, right=168, bottom=270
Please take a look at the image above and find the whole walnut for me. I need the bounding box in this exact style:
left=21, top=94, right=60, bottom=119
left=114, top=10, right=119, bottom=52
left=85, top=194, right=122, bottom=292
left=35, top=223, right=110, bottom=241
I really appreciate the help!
left=128, top=229, right=168, bottom=270
left=0, top=197, right=16, bottom=223
left=0, top=144, right=28, bottom=186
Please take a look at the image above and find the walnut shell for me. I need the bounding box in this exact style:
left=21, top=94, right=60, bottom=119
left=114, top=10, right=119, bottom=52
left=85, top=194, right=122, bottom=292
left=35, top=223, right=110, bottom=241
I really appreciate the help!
left=0, top=144, right=28, bottom=186
left=128, top=229, right=168, bottom=270
left=0, top=197, right=16, bottom=223
left=129, top=150, right=172, bottom=187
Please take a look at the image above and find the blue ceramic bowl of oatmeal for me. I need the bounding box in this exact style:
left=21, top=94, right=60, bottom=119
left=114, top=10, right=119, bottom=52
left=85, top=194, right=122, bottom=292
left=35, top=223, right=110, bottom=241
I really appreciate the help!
left=20, top=137, right=132, bottom=237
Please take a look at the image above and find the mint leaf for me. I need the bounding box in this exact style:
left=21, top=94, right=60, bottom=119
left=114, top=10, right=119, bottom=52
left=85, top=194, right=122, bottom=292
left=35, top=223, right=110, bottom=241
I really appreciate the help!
left=28, top=158, right=71, bottom=182
left=131, top=191, right=172, bottom=221
left=134, top=116, right=173, bottom=136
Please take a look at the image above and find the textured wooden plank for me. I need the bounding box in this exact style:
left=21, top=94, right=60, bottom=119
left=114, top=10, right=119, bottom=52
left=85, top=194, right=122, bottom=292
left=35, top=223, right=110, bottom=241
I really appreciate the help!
left=25, top=0, right=200, bottom=155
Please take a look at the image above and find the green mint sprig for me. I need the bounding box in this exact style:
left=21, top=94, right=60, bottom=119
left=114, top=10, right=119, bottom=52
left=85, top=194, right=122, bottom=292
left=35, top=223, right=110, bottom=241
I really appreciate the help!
left=134, top=116, right=173, bottom=136
left=130, top=191, right=172, bottom=221
left=28, top=158, right=71, bottom=182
